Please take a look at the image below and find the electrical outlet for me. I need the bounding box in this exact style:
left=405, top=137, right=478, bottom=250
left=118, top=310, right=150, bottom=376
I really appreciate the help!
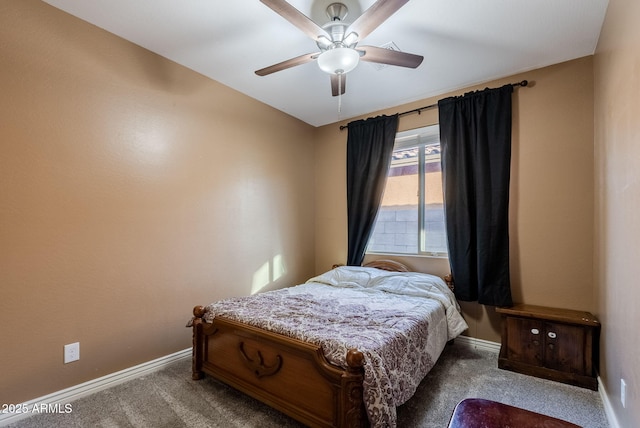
left=621, top=379, right=627, bottom=408
left=64, top=342, right=80, bottom=364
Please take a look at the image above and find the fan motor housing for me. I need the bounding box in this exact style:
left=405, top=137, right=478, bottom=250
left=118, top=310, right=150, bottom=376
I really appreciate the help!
left=326, top=3, right=348, bottom=21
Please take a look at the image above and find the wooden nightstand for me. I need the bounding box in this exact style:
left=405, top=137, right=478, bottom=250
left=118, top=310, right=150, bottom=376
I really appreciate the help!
left=496, top=304, right=600, bottom=390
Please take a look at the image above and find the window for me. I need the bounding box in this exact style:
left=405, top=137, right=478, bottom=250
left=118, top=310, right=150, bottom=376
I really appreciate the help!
left=367, top=124, right=447, bottom=256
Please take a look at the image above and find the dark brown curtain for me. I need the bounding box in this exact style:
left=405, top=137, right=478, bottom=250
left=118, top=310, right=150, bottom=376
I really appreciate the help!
left=438, top=85, right=513, bottom=306
left=346, top=114, right=399, bottom=266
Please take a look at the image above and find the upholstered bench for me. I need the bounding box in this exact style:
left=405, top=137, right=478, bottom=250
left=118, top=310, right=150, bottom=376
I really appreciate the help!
left=448, top=398, right=580, bottom=428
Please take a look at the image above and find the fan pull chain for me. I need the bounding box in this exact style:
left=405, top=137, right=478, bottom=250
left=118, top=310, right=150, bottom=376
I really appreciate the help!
left=338, top=73, right=342, bottom=113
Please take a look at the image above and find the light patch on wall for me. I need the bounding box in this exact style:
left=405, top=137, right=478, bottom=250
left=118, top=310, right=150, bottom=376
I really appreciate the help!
left=113, top=109, right=175, bottom=171
left=252, top=262, right=270, bottom=293
left=129, top=125, right=171, bottom=166
left=251, top=254, right=288, bottom=294
left=272, top=254, right=285, bottom=282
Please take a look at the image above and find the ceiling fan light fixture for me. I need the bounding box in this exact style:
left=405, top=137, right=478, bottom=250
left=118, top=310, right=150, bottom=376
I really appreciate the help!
left=316, top=35, right=333, bottom=50
left=317, top=47, right=360, bottom=75
left=342, top=31, right=359, bottom=47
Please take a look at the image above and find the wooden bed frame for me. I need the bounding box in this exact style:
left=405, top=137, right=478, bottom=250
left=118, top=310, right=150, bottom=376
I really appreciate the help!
left=190, top=260, right=450, bottom=427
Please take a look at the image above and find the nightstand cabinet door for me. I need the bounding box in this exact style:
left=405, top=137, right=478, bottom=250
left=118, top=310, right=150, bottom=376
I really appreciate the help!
left=504, top=317, right=543, bottom=366
left=542, top=321, right=587, bottom=375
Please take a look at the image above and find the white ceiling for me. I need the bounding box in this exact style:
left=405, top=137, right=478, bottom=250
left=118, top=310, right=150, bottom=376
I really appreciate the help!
left=42, top=0, right=609, bottom=127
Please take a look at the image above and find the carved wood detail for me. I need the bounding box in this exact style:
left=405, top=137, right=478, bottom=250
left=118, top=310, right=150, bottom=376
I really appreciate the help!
left=238, top=341, right=283, bottom=378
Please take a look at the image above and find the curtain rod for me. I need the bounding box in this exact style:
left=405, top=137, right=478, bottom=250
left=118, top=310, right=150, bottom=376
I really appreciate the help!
left=339, top=80, right=529, bottom=130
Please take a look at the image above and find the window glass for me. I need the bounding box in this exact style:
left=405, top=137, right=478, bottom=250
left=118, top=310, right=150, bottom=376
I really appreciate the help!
left=367, top=125, right=447, bottom=256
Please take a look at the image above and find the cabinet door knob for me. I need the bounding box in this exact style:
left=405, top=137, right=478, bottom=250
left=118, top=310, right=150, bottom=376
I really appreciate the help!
left=530, top=328, right=540, bottom=335
left=548, top=331, right=557, bottom=339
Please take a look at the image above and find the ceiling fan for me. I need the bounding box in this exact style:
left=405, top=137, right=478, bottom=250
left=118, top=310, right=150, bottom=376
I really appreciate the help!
left=255, top=0, right=424, bottom=97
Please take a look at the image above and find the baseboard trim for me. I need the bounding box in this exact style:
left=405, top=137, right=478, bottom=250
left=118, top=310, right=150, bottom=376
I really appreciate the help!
left=598, top=376, right=622, bottom=428
left=0, top=348, right=191, bottom=427
left=454, top=335, right=501, bottom=353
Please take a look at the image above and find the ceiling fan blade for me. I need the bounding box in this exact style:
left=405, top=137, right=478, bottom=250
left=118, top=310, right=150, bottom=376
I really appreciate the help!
left=347, top=0, right=409, bottom=41
left=260, top=0, right=330, bottom=40
left=331, top=74, right=346, bottom=97
left=255, top=52, right=320, bottom=76
left=358, top=45, right=423, bottom=68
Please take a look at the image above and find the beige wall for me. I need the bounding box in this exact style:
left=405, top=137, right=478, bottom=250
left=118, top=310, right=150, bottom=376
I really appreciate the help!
left=5, top=2, right=638, bottom=426
left=594, top=0, right=640, bottom=426
left=0, top=1, right=316, bottom=404
left=315, top=57, right=595, bottom=343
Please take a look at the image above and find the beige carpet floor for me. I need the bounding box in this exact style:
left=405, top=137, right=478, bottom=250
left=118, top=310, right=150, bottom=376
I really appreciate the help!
left=8, top=342, right=608, bottom=427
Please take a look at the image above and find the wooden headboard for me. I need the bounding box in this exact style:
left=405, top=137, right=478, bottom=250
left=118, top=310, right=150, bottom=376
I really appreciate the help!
left=363, top=259, right=410, bottom=272
left=364, top=259, right=455, bottom=291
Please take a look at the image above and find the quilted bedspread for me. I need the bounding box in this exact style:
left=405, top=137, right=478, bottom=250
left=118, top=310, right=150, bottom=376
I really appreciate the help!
left=200, top=266, right=468, bottom=428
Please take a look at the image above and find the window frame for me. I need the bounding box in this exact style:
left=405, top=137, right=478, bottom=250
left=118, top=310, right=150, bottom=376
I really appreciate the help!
left=366, top=124, right=448, bottom=258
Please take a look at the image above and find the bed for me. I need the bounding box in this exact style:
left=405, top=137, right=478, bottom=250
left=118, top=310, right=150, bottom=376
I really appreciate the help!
left=189, top=260, right=467, bottom=427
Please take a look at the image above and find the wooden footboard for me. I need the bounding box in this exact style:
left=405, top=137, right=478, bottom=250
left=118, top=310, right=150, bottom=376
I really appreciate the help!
left=191, top=306, right=367, bottom=427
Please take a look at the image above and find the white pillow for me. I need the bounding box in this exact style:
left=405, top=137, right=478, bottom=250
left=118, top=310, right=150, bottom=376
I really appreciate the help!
left=306, top=265, right=386, bottom=288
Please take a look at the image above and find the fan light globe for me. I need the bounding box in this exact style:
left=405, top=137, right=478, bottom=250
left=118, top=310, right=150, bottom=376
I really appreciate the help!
left=317, top=48, right=360, bottom=75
